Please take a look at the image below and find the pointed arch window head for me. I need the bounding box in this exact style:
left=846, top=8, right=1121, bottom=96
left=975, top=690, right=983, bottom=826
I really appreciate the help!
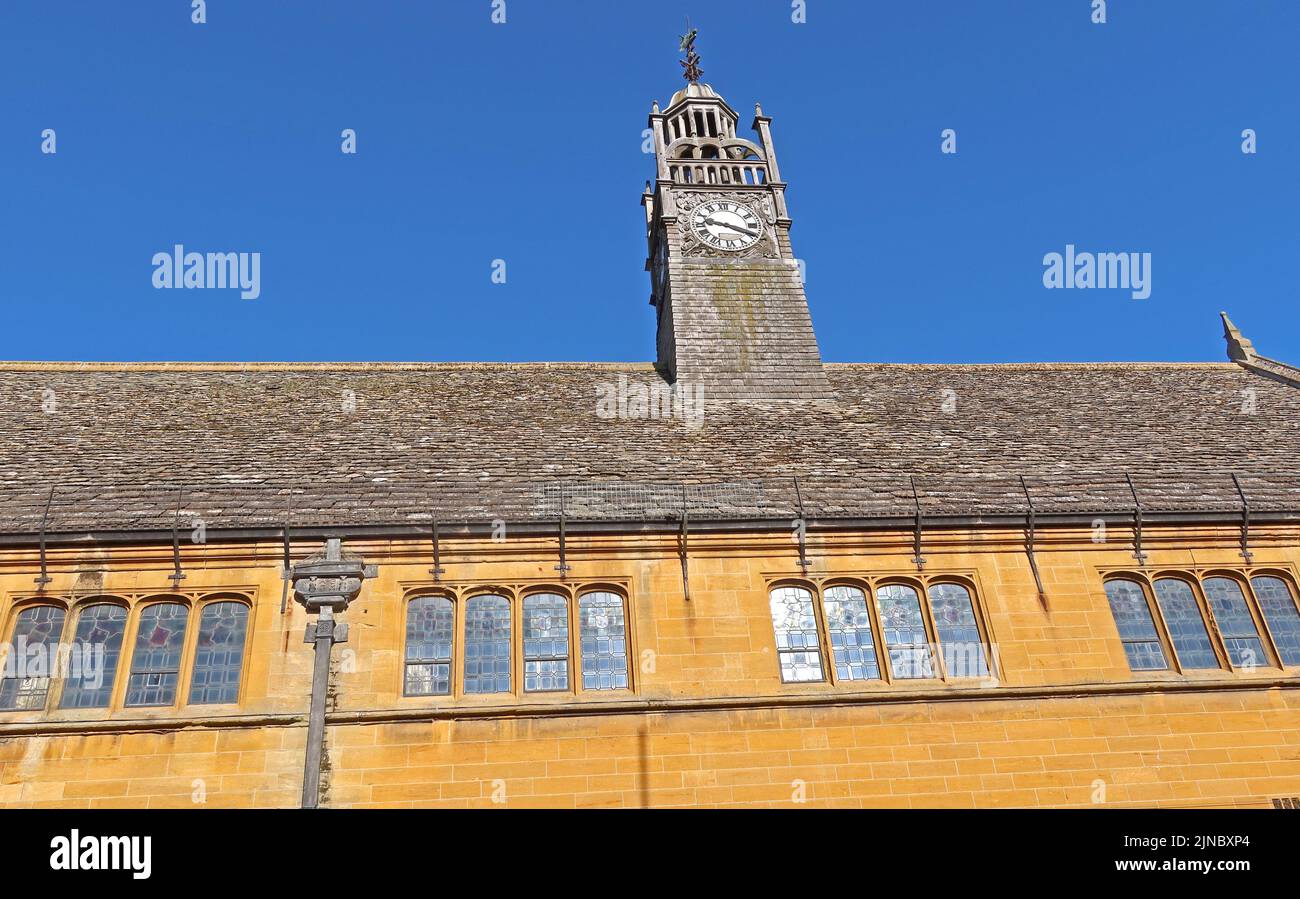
left=523, top=594, right=569, bottom=693
left=769, top=586, right=823, bottom=683
left=125, top=603, right=189, bottom=707
left=59, top=603, right=127, bottom=709
left=464, top=595, right=511, bottom=694
left=405, top=596, right=454, bottom=696
left=1153, top=579, right=1218, bottom=670
left=1251, top=576, right=1300, bottom=666
left=0, top=605, right=67, bottom=710
left=876, top=584, right=935, bottom=679
left=821, top=585, right=879, bottom=681
left=578, top=592, right=628, bottom=690
left=928, top=583, right=989, bottom=678
left=1203, top=577, right=1268, bottom=668
left=188, top=602, right=249, bottom=704
left=1103, top=579, right=1168, bottom=671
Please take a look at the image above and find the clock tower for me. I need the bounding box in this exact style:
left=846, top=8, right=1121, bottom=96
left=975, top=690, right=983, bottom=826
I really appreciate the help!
left=642, top=33, right=830, bottom=402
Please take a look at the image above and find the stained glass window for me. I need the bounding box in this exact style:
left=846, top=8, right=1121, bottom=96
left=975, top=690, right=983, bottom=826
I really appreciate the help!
left=523, top=594, right=569, bottom=692
left=1153, top=579, right=1219, bottom=670
left=188, top=602, right=249, bottom=704
left=821, top=585, right=879, bottom=681
left=1251, top=576, right=1300, bottom=666
left=769, top=586, right=823, bottom=682
left=59, top=603, right=127, bottom=709
left=1103, top=579, right=1167, bottom=671
left=876, top=584, right=935, bottom=679
left=1203, top=577, right=1269, bottom=669
left=928, top=583, right=990, bottom=677
left=464, top=595, right=511, bottom=694
left=0, top=605, right=67, bottom=710
left=125, top=602, right=189, bottom=706
left=579, top=592, right=628, bottom=690
left=405, top=596, right=454, bottom=696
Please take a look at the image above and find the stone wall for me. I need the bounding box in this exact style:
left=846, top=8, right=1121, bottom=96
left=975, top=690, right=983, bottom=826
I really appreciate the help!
left=1, top=524, right=1298, bottom=808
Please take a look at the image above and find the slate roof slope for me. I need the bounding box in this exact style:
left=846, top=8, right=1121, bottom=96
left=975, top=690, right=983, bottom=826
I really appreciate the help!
left=0, top=360, right=1297, bottom=534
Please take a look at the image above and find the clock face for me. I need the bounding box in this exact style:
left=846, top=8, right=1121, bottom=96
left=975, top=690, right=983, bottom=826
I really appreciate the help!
left=689, top=199, right=764, bottom=252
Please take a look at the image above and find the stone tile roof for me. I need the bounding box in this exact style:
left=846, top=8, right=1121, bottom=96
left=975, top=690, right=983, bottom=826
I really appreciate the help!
left=0, top=360, right=1297, bottom=534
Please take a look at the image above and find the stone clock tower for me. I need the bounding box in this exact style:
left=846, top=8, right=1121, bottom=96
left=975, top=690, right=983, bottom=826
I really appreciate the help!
left=642, top=34, right=830, bottom=402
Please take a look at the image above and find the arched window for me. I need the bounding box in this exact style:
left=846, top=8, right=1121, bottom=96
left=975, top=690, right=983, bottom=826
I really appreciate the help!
left=1203, top=577, right=1268, bottom=668
left=125, top=602, right=189, bottom=707
left=1152, top=579, right=1218, bottom=669
left=876, top=584, right=935, bottom=679
left=405, top=596, right=454, bottom=696
left=523, top=594, right=569, bottom=692
left=768, top=586, right=823, bottom=683
left=578, top=592, right=628, bottom=690
left=1103, top=579, right=1167, bottom=671
left=1251, top=576, right=1300, bottom=666
left=0, top=605, right=66, bottom=710
left=464, top=595, right=511, bottom=694
left=928, top=583, right=989, bottom=678
left=188, top=602, right=249, bottom=704
left=821, top=585, right=878, bottom=681
left=60, top=603, right=127, bottom=709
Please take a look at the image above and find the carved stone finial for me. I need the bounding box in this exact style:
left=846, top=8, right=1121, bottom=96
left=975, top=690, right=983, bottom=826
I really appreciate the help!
left=679, top=29, right=702, bottom=83
left=1221, top=311, right=1257, bottom=362
left=291, top=537, right=377, bottom=612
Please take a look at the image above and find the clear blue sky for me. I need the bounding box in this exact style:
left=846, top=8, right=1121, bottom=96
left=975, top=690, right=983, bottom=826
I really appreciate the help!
left=2, top=1, right=1296, bottom=364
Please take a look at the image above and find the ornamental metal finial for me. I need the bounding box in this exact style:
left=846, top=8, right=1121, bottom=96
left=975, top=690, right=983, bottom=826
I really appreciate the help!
left=679, top=28, right=702, bottom=83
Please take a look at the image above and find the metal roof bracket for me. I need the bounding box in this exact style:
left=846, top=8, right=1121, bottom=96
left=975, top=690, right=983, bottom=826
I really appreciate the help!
left=1125, top=473, right=1149, bottom=565
left=1231, top=473, right=1254, bottom=564
left=168, top=488, right=186, bottom=587
left=555, top=491, right=571, bottom=579
left=1020, top=476, right=1047, bottom=605
left=429, top=515, right=446, bottom=581
left=279, top=493, right=293, bottom=614
left=910, top=476, right=927, bottom=571
left=679, top=486, right=691, bottom=602
left=34, top=486, right=54, bottom=592
left=793, top=476, right=809, bottom=576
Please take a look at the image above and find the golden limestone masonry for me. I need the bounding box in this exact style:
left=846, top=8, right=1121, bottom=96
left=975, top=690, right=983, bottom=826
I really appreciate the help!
left=1, top=40, right=1299, bottom=810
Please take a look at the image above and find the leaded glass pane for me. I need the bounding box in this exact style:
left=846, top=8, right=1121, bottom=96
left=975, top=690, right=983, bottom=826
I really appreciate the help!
left=188, top=602, right=249, bottom=704
left=60, top=603, right=127, bottom=709
left=1252, top=576, right=1300, bottom=666
left=1153, top=579, right=1218, bottom=669
left=523, top=594, right=569, bottom=692
left=822, top=586, right=879, bottom=681
left=125, top=603, right=189, bottom=706
left=0, top=605, right=67, bottom=710
left=1103, top=579, right=1167, bottom=671
left=928, top=583, right=989, bottom=678
left=1204, top=577, right=1268, bottom=669
left=464, top=595, right=511, bottom=694
left=876, top=584, right=934, bottom=679
left=405, top=596, right=453, bottom=696
left=769, top=586, right=823, bottom=682
left=579, top=592, right=628, bottom=690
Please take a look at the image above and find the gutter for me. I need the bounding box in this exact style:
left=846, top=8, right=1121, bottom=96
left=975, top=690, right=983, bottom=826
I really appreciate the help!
left=1, top=508, right=1298, bottom=549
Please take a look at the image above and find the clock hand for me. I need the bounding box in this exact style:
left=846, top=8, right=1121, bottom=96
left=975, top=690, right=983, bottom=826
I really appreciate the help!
left=703, top=217, right=758, bottom=237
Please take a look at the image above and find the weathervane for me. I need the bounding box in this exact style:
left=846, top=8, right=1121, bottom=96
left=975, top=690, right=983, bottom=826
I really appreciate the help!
left=679, top=28, right=702, bottom=83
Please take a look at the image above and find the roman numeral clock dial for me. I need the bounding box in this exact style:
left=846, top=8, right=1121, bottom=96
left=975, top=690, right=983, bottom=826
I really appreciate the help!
left=689, top=199, right=764, bottom=252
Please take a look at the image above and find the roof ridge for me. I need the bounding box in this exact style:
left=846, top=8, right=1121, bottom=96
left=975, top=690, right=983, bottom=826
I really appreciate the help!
left=0, top=361, right=661, bottom=372
left=0, top=360, right=1239, bottom=373
left=824, top=361, right=1238, bottom=370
